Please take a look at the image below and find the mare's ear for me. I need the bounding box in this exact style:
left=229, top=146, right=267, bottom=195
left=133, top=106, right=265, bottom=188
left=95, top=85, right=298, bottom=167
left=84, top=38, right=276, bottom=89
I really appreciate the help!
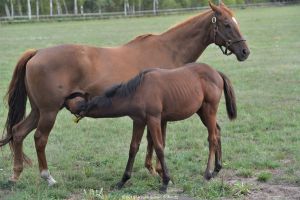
left=220, top=0, right=228, bottom=8
left=209, top=1, right=222, bottom=16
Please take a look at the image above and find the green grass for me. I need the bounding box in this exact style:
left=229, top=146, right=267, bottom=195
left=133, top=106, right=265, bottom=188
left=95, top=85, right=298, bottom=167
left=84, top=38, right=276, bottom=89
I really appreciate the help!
left=1, top=5, right=300, bottom=200
left=257, top=172, right=272, bottom=182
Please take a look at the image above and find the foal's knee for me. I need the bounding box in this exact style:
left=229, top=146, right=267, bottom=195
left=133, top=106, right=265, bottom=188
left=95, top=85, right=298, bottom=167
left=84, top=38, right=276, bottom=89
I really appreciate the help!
left=129, top=144, right=139, bottom=157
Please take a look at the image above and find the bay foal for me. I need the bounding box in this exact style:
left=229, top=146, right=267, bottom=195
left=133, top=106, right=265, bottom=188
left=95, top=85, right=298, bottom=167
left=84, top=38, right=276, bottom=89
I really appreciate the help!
left=75, top=63, right=237, bottom=192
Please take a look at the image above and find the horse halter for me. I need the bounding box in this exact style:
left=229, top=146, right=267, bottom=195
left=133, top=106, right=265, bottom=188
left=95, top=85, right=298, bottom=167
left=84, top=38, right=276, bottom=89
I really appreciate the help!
left=211, top=16, right=246, bottom=56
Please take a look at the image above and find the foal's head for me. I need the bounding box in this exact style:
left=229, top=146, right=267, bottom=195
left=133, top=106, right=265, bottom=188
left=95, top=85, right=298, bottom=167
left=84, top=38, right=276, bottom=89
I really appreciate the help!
left=209, top=2, right=250, bottom=61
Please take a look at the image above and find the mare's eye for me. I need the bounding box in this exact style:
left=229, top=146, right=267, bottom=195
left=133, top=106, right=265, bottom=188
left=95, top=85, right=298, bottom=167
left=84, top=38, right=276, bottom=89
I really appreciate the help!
left=224, top=23, right=231, bottom=28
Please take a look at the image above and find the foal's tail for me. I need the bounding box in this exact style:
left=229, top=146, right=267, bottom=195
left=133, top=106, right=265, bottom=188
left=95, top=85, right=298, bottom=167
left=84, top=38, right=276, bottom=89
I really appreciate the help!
left=218, top=71, right=237, bottom=120
left=1, top=50, right=37, bottom=160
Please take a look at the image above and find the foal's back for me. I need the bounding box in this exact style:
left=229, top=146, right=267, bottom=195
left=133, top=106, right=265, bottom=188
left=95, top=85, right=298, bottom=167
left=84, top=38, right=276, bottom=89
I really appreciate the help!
left=137, top=63, right=223, bottom=121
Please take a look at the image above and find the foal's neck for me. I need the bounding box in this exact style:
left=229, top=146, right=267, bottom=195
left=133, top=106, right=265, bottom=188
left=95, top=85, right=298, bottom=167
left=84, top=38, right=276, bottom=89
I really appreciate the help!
left=161, top=10, right=214, bottom=64
left=88, top=96, right=133, bottom=118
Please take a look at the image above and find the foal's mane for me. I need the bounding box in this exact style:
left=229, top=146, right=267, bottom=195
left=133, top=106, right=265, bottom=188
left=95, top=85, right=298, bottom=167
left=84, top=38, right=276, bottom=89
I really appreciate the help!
left=105, top=68, right=156, bottom=99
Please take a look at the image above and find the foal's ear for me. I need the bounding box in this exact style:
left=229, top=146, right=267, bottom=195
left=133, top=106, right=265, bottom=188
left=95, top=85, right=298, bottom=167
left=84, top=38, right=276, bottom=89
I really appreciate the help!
left=209, top=1, right=222, bottom=16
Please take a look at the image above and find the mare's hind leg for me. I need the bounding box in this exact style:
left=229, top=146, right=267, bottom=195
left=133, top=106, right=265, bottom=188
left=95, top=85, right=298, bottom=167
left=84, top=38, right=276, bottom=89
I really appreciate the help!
left=145, top=122, right=167, bottom=178
left=155, top=121, right=167, bottom=178
left=10, top=109, right=39, bottom=182
left=147, top=116, right=170, bottom=193
left=197, top=104, right=219, bottom=180
left=144, top=128, right=156, bottom=175
left=116, top=120, right=146, bottom=189
left=34, top=110, right=58, bottom=186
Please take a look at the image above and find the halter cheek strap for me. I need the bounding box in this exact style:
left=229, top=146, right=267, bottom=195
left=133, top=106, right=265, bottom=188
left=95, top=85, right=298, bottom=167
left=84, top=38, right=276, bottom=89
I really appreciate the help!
left=211, top=16, right=246, bottom=56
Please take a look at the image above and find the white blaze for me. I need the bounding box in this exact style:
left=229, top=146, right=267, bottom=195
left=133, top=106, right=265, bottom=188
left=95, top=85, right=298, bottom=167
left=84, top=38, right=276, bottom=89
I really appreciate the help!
left=232, top=17, right=238, bottom=25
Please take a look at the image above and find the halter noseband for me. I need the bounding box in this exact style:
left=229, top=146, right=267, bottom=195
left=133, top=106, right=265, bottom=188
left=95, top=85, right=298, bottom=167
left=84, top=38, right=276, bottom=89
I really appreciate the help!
left=211, top=16, right=246, bottom=56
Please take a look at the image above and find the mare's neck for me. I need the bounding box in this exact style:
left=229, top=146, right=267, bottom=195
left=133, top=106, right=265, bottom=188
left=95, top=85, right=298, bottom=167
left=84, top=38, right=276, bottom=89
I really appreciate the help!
left=160, top=10, right=214, bottom=64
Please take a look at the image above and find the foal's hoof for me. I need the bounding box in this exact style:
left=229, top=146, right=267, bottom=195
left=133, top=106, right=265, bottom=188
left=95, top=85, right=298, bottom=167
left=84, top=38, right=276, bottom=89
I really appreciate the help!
left=159, top=185, right=168, bottom=194
left=204, top=171, right=213, bottom=180
left=212, top=171, right=219, bottom=178
left=114, top=181, right=125, bottom=190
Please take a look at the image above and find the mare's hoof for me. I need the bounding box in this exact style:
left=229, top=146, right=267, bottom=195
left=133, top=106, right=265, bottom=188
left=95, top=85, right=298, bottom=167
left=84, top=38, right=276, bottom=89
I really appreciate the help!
left=47, top=179, right=57, bottom=187
left=146, top=166, right=159, bottom=176
left=8, top=176, right=18, bottom=184
left=156, top=171, right=164, bottom=179
left=204, top=171, right=213, bottom=180
left=159, top=185, right=168, bottom=194
left=114, top=181, right=125, bottom=190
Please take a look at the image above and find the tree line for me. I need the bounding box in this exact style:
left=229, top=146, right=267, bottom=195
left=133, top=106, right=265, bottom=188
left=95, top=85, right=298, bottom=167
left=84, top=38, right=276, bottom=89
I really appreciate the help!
left=0, top=0, right=291, bottom=18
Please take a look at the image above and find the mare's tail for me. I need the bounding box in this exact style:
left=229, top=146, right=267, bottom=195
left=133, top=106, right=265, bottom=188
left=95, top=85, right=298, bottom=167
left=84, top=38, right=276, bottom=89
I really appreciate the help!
left=1, top=49, right=37, bottom=164
left=218, top=71, right=237, bottom=120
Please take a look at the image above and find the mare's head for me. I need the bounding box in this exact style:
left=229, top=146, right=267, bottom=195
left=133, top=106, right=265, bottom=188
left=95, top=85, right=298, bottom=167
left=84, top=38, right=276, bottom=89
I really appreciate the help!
left=209, top=1, right=250, bottom=61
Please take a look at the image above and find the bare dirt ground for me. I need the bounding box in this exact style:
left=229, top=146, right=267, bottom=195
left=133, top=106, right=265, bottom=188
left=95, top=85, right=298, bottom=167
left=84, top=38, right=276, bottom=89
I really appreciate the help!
left=140, top=169, right=300, bottom=200
left=222, top=169, right=300, bottom=200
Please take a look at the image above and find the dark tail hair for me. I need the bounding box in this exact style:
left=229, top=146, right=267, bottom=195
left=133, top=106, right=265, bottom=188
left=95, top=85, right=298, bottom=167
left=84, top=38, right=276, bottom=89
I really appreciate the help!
left=1, top=49, right=37, bottom=161
left=218, top=71, right=237, bottom=120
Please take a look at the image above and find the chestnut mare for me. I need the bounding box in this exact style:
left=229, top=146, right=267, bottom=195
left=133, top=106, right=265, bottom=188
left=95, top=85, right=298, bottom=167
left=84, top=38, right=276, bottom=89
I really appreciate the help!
left=74, top=63, right=237, bottom=192
left=0, top=2, right=248, bottom=185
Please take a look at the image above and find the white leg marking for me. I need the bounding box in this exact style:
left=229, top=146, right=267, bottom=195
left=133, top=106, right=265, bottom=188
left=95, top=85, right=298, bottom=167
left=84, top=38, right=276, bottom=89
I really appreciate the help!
left=41, top=170, right=57, bottom=186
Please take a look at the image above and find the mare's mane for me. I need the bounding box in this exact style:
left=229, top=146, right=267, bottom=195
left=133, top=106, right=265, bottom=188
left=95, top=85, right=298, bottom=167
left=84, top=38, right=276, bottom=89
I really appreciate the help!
left=126, top=5, right=234, bottom=45
left=126, top=9, right=213, bottom=44
left=164, top=9, right=212, bottom=34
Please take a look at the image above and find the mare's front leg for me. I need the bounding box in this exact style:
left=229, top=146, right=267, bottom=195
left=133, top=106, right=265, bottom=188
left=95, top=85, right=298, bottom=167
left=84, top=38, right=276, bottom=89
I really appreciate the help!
left=145, top=121, right=167, bottom=177
left=116, top=120, right=146, bottom=189
left=197, top=104, right=219, bottom=180
left=147, top=116, right=170, bottom=193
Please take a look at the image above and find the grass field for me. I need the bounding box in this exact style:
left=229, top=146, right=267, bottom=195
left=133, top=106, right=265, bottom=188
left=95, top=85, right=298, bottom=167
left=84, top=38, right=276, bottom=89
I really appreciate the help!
left=1, top=5, right=300, bottom=200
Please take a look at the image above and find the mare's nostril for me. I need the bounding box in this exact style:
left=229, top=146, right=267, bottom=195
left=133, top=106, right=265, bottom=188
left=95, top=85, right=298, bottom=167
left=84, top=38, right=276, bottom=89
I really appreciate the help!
left=242, top=49, right=248, bottom=55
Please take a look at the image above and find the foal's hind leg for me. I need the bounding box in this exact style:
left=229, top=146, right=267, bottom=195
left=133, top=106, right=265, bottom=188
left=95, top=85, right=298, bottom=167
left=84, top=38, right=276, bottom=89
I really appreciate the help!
left=34, top=110, right=58, bottom=186
left=10, top=110, right=39, bottom=182
left=213, top=123, right=222, bottom=176
left=116, top=121, right=146, bottom=189
left=197, top=104, right=219, bottom=180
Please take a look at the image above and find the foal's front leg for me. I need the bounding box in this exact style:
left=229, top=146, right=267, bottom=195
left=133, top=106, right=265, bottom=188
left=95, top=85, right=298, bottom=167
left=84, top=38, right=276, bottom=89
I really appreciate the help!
left=198, top=105, right=219, bottom=180
left=116, top=120, right=146, bottom=189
